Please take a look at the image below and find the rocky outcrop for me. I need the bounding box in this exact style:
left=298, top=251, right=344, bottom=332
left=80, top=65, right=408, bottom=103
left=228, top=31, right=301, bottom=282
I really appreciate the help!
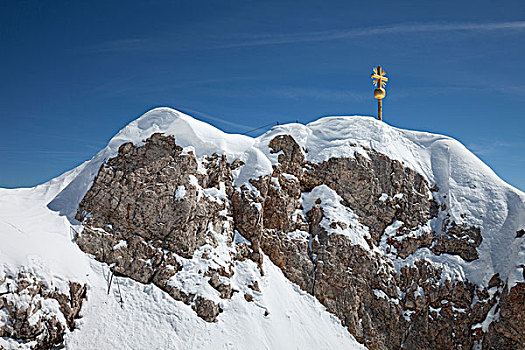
left=398, top=260, right=496, bottom=349
left=0, top=270, right=86, bottom=349
left=77, top=134, right=228, bottom=259
left=74, top=132, right=521, bottom=349
left=483, top=282, right=525, bottom=349
left=268, top=135, right=439, bottom=245
left=431, top=218, right=483, bottom=262
left=231, top=134, right=514, bottom=349
left=307, top=205, right=404, bottom=348
left=76, top=134, right=234, bottom=322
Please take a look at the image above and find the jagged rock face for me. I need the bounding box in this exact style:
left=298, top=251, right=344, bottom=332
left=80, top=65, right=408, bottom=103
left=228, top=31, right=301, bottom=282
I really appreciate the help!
left=432, top=219, right=482, bottom=262
left=398, top=261, right=491, bottom=349
left=75, top=133, right=522, bottom=349
left=306, top=155, right=436, bottom=245
left=255, top=135, right=518, bottom=349
left=306, top=207, right=405, bottom=348
left=77, top=134, right=229, bottom=259
left=483, top=282, right=525, bottom=349
left=0, top=270, right=86, bottom=349
left=76, top=134, right=237, bottom=322
left=268, top=135, right=438, bottom=242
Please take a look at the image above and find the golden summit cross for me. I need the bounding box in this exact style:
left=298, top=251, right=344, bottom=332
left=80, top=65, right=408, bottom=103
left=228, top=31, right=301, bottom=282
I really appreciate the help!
left=371, top=66, right=388, bottom=120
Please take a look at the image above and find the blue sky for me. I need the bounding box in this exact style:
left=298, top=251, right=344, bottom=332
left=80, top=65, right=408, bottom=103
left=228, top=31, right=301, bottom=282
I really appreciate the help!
left=1, top=0, right=524, bottom=191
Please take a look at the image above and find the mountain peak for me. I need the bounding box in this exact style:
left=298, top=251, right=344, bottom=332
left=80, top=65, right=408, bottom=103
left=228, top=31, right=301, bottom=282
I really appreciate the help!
left=2, top=107, right=524, bottom=349
left=111, top=107, right=255, bottom=158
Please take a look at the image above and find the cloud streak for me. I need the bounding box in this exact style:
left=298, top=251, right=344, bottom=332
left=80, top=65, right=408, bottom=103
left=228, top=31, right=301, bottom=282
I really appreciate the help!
left=215, top=21, right=525, bottom=48
left=85, top=21, right=525, bottom=54
left=467, top=140, right=525, bottom=157
left=266, top=87, right=369, bottom=102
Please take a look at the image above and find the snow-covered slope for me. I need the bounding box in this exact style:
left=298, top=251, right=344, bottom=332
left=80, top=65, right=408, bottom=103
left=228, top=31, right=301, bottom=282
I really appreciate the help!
left=0, top=186, right=363, bottom=350
left=1, top=107, right=524, bottom=349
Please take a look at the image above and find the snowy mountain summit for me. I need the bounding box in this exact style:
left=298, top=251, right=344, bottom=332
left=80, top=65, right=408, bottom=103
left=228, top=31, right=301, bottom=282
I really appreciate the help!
left=1, top=107, right=524, bottom=349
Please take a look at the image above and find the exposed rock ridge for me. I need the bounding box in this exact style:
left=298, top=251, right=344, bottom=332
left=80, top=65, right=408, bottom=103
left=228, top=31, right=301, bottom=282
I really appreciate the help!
left=74, top=133, right=523, bottom=349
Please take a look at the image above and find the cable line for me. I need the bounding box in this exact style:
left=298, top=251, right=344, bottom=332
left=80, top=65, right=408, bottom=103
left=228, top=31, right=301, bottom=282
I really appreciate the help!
left=240, top=121, right=278, bottom=135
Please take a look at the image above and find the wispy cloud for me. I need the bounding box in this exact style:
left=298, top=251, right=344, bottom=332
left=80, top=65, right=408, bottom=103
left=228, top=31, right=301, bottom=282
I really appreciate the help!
left=490, top=84, right=525, bottom=95
left=391, top=82, right=525, bottom=99
left=266, top=87, right=369, bottom=102
left=91, top=38, right=151, bottom=53
left=468, top=141, right=525, bottom=157
left=0, top=148, right=84, bottom=155
left=92, top=75, right=272, bottom=97
left=23, top=131, right=108, bottom=148
left=84, top=21, right=525, bottom=54
left=214, top=21, right=525, bottom=48
left=211, top=83, right=525, bottom=103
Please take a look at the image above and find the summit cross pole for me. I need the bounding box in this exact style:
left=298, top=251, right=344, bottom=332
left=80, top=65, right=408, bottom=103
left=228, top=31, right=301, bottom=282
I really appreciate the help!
left=371, top=66, right=388, bottom=120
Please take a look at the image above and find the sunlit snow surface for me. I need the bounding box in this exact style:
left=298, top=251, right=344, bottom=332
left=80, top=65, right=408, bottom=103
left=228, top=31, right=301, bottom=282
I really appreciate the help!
left=1, top=107, right=524, bottom=349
